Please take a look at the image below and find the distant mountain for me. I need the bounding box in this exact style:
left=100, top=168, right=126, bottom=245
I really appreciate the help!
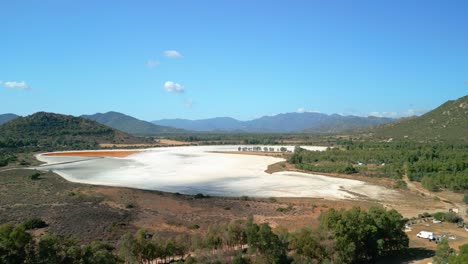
left=0, top=113, right=19, bottom=125
left=0, top=112, right=145, bottom=150
left=153, top=112, right=394, bottom=133
left=82, top=111, right=185, bottom=136
left=367, top=95, right=468, bottom=142
left=154, top=117, right=244, bottom=132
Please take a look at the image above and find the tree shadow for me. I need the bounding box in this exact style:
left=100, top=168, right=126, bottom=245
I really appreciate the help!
left=377, top=248, right=435, bottom=264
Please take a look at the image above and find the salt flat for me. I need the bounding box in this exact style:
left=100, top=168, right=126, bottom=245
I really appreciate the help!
left=36, top=145, right=397, bottom=200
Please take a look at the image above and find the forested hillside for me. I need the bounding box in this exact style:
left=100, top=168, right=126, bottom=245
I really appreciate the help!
left=290, top=141, right=468, bottom=192
left=368, top=95, right=468, bottom=142
left=82, top=111, right=185, bottom=136
left=0, top=112, right=144, bottom=161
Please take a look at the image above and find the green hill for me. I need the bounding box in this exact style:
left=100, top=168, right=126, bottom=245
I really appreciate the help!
left=82, top=111, right=185, bottom=136
left=0, top=112, right=145, bottom=151
left=0, top=113, right=19, bottom=125
left=368, top=95, right=468, bottom=142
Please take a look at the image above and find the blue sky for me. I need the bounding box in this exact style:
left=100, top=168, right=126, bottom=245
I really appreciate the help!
left=1, top=0, right=467, bottom=121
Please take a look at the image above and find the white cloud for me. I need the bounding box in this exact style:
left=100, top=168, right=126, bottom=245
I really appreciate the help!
left=297, top=107, right=320, bottom=114
left=297, top=107, right=306, bottom=113
left=147, top=59, right=159, bottom=68
left=1, top=80, right=30, bottom=90
left=164, top=81, right=185, bottom=93
left=163, top=50, right=183, bottom=58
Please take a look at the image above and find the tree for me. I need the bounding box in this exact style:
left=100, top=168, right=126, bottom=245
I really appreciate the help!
left=449, top=243, right=468, bottom=263
left=0, top=223, right=32, bottom=264
left=434, top=237, right=453, bottom=264
left=319, top=207, right=409, bottom=263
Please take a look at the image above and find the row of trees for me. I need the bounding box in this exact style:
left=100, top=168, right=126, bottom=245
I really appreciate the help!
left=289, top=141, right=468, bottom=191
left=1, top=207, right=410, bottom=264
left=0, top=223, right=119, bottom=264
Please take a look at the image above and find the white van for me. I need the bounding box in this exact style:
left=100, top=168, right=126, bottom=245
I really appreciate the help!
left=417, top=231, right=434, bottom=239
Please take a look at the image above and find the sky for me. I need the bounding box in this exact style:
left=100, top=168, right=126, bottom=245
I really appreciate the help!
left=1, top=0, right=467, bottom=121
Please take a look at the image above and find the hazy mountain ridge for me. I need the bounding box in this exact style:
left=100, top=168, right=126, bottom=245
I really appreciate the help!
left=153, top=112, right=394, bottom=133
left=81, top=111, right=186, bottom=136
left=367, top=95, right=468, bottom=142
left=0, top=113, right=19, bottom=125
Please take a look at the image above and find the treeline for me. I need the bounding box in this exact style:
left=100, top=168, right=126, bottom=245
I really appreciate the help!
left=165, top=133, right=333, bottom=146
left=1, top=207, right=410, bottom=264
left=289, top=141, right=468, bottom=191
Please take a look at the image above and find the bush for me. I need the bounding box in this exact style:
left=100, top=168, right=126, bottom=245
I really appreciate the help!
left=393, top=180, right=408, bottom=189
left=464, top=192, right=468, bottom=204
left=276, top=204, right=294, bottom=213
left=23, top=217, right=47, bottom=230
left=445, top=212, right=462, bottom=223
left=343, top=165, right=358, bottom=174
left=194, top=193, right=210, bottom=199
left=433, top=212, right=446, bottom=221
left=29, top=172, right=41, bottom=180
left=189, top=224, right=200, bottom=230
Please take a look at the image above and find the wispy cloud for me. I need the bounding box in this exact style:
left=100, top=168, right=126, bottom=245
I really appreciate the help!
left=368, top=111, right=398, bottom=118
left=164, top=81, right=185, bottom=93
left=297, top=107, right=320, bottom=114
left=184, top=99, right=194, bottom=108
left=147, top=59, right=159, bottom=68
left=163, top=50, right=183, bottom=58
left=0, top=80, right=31, bottom=90
left=369, top=108, right=428, bottom=118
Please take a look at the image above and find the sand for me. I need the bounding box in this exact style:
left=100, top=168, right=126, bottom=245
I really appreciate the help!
left=36, top=145, right=399, bottom=200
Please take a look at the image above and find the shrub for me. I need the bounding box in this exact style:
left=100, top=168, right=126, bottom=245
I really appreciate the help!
left=23, top=217, right=47, bottom=230
left=433, top=212, right=446, bottom=221
left=445, top=212, right=462, bottom=223
left=343, top=165, right=358, bottom=174
left=189, top=224, right=200, bottom=230
left=393, top=180, right=408, bottom=189
left=194, top=193, right=210, bottom=199
left=464, top=192, right=468, bottom=204
left=276, top=204, right=294, bottom=213
left=29, top=172, right=41, bottom=180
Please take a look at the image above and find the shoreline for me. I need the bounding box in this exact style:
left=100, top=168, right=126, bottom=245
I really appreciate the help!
left=42, top=150, right=142, bottom=158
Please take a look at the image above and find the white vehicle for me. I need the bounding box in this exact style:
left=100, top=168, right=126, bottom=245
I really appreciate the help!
left=417, top=231, right=434, bottom=239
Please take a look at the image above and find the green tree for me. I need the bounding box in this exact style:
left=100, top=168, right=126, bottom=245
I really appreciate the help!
left=0, top=224, right=32, bottom=264
left=434, top=237, right=453, bottom=264
left=449, top=243, right=468, bottom=263
left=319, top=207, right=408, bottom=263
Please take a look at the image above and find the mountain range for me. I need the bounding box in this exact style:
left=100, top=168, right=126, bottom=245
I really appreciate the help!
left=1, top=95, right=466, bottom=141
left=152, top=113, right=394, bottom=133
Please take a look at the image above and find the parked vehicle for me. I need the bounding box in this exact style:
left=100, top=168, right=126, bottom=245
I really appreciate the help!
left=417, top=231, right=434, bottom=239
